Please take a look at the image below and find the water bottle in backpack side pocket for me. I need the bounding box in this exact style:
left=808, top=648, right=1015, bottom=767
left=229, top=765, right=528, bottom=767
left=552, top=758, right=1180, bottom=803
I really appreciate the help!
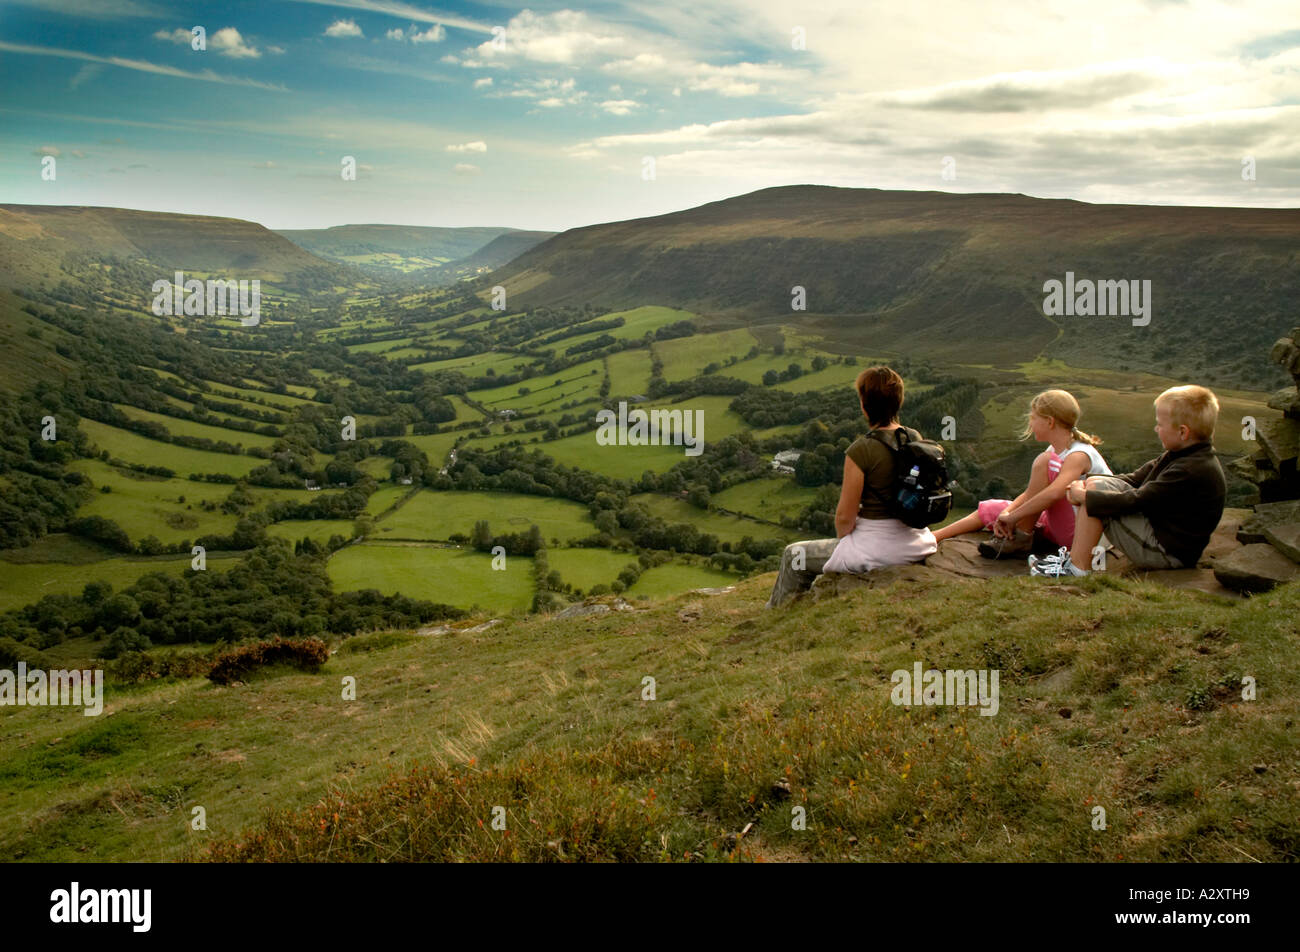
left=899, top=464, right=923, bottom=512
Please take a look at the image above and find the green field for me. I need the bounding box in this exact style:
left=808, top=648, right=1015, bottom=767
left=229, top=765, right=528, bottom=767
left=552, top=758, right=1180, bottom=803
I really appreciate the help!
left=327, top=543, right=533, bottom=612
left=712, top=478, right=818, bottom=523
left=468, top=359, right=605, bottom=412
left=204, top=380, right=318, bottom=410
left=111, top=404, right=278, bottom=449
left=365, top=485, right=413, bottom=517
left=547, top=306, right=695, bottom=351
left=77, top=419, right=259, bottom=478
left=0, top=550, right=240, bottom=612
left=624, top=561, right=741, bottom=597
left=546, top=547, right=637, bottom=591
left=401, top=431, right=462, bottom=467
left=656, top=329, right=758, bottom=380
left=266, top=520, right=358, bottom=544
left=346, top=336, right=416, bottom=354
left=606, top=349, right=653, bottom=395
left=372, top=490, right=594, bottom=543
left=629, top=493, right=790, bottom=543
left=410, top=351, right=535, bottom=378
left=67, top=459, right=238, bottom=543
left=542, top=430, right=685, bottom=478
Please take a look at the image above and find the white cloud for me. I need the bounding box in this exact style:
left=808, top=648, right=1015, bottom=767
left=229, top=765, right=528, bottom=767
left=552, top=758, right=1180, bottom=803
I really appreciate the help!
left=34, top=145, right=61, bottom=157
left=210, top=27, right=260, bottom=59
left=453, top=163, right=480, bottom=174
left=410, top=25, right=445, bottom=44
left=267, top=45, right=285, bottom=54
left=446, top=141, right=487, bottom=152
left=473, top=77, right=492, bottom=88
left=472, top=9, right=626, bottom=65
left=324, top=19, right=363, bottom=38
left=386, top=28, right=404, bottom=40
left=601, top=99, right=638, bottom=115
left=153, top=27, right=192, bottom=45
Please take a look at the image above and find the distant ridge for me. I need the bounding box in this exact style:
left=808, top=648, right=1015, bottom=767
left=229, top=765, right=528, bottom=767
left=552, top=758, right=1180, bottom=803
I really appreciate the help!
left=481, top=184, right=1300, bottom=375
left=275, top=224, right=555, bottom=281
left=0, top=203, right=354, bottom=292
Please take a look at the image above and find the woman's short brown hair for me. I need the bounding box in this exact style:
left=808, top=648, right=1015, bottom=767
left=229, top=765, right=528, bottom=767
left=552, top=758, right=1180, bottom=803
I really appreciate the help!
left=855, top=366, right=904, bottom=425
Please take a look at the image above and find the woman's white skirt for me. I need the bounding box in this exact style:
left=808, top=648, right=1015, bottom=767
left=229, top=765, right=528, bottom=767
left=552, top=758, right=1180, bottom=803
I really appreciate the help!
left=822, top=517, right=937, bottom=574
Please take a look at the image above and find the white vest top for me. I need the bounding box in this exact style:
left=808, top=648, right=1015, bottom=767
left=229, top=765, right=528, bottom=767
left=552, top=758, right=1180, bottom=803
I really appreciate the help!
left=1049, top=440, right=1111, bottom=478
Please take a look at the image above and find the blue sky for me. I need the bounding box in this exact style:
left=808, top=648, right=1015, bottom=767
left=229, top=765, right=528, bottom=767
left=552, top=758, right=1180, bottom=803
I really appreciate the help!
left=1, top=0, right=1297, bottom=230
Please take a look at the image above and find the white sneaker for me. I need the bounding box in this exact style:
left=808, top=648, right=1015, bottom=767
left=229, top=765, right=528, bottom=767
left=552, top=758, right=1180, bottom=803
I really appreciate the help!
left=1030, top=555, right=1089, bottom=578
left=1027, top=546, right=1070, bottom=572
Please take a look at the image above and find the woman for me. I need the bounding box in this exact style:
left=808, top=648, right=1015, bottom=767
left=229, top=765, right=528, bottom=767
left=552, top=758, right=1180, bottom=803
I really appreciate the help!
left=766, top=366, right=938, bottom=608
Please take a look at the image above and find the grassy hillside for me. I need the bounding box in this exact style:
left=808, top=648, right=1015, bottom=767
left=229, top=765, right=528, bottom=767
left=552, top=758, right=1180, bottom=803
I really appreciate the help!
left=3, top=572, right=1295, bottom=862
left=0, top=205, right=355, bottom=289
left=483, top=185, right=1299, bottom=385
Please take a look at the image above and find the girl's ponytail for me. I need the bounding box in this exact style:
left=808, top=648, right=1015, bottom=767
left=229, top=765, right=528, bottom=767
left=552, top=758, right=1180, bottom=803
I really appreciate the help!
left=1071, top=426, right=1102, bottom=447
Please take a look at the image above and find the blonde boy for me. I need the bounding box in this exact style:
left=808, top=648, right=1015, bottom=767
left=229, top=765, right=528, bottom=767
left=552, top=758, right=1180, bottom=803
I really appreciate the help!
left=1031, top=386, right=1226, bottom=577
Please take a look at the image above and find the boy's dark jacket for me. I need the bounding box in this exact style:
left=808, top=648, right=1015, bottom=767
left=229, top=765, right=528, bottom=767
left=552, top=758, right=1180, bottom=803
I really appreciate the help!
left=1084, top=441, right=1226, bottom=567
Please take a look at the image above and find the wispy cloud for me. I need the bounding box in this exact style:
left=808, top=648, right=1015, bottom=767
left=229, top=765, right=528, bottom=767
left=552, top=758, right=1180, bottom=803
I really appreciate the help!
left=4, top=0, right=164, bottom=18
left=69, top=62, right=105, bottom=89
left=286, top=0, right=493, bottom=34
left=446, top=141, right=486, bottom=152
left=0, top=39, right=287, bottom=90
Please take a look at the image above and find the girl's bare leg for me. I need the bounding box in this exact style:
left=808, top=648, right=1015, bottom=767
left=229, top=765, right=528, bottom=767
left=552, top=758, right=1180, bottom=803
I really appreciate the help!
left=932, top=511, right=985, bottom=543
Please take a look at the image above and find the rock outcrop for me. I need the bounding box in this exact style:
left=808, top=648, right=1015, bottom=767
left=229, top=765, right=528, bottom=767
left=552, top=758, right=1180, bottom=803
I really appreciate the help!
left=1236, top=328, right=1300, bottom=501
left=809, top=509, right=1255, bottom=602
left=1214, top=328, right=1300, bottom=592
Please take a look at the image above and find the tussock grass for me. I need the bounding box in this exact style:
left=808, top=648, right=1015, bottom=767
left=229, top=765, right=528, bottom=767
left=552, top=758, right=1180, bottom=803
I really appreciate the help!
left=4, top=571, right=1296, bottom=862
left=212, top=575, right=1299, bottom=862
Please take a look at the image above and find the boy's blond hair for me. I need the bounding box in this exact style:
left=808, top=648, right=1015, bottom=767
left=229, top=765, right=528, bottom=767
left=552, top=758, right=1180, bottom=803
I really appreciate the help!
left=1020, top=389, right=1102, bottom=446
left=1156, top=385, right=1219, bottom=440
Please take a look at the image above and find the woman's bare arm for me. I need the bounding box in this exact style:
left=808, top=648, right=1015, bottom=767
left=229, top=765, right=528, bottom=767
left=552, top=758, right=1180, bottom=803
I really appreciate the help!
left=835, top=456, right=864, bottom=539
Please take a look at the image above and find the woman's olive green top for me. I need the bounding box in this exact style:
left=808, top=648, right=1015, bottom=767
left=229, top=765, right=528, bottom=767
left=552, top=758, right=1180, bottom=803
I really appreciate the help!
left=844, top=426, right=922, bottom=519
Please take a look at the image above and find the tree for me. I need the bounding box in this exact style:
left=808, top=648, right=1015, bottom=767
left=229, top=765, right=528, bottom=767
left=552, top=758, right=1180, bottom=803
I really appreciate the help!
left=686, top=483, right=711, bottom=509
left=104, top=627, right=150, bottom=659
left=100, top=593, right=141, bottom=629
left=470, top=520, right=493, bottom=551
left=82, top=580, right=113, bottom=606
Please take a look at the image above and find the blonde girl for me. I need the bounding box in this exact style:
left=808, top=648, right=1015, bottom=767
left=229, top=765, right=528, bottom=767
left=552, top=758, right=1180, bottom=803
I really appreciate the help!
left=932, top=390, right=1111, bottom=557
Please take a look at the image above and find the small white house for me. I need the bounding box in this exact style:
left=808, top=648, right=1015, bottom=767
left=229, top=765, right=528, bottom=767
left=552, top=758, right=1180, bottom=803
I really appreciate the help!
left=771, top=449, right=802, bottom=474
